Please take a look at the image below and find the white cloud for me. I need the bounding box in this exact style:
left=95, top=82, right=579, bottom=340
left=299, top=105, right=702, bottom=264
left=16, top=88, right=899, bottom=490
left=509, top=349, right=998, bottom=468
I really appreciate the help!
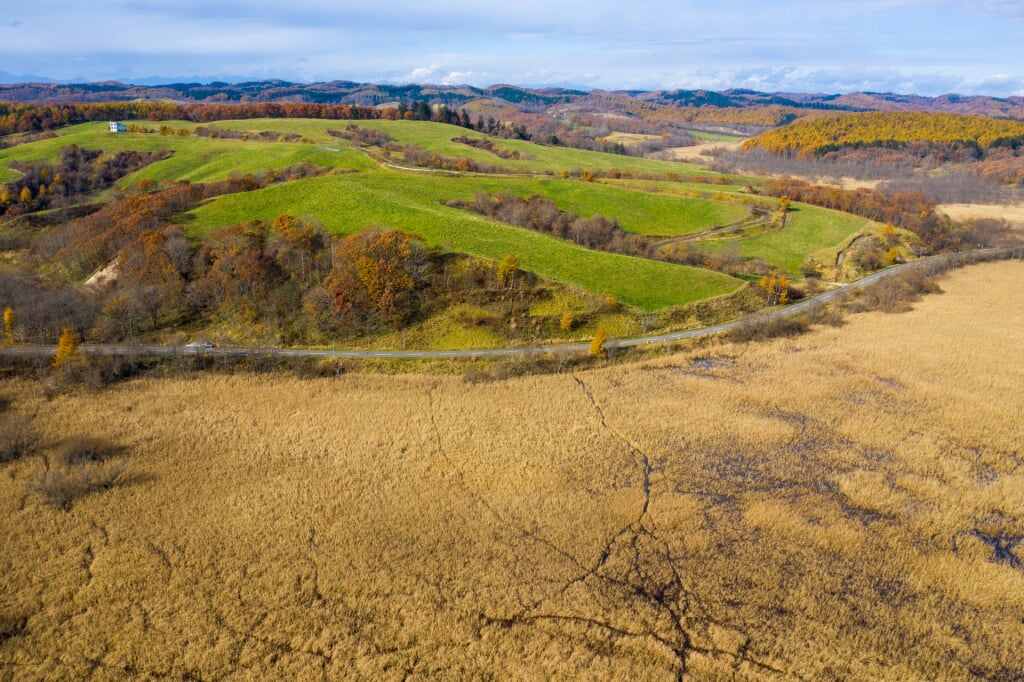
left=393, top=65, right=441, bottom=84
left=0, top=1, right=1021, bottom=96
left=440, top=71, right=477, bottom=86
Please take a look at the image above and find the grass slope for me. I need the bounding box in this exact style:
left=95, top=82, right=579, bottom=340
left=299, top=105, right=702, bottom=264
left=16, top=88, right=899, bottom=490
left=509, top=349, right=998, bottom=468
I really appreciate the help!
left=699, top=203, right=876, bottom=274
left=187, top=171, right=742, bottom=310
left=502, top=178, right=750, bottom=236
left=0, top=122, right=372, bottom=186
left=2, top=119, right=875, bottom=300
left=202, top=118, right=719, bottom=176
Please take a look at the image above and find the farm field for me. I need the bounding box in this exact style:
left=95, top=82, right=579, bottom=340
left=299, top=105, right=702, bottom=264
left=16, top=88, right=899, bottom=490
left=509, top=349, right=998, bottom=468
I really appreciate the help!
left=1, top=260, right=1022, bottom=679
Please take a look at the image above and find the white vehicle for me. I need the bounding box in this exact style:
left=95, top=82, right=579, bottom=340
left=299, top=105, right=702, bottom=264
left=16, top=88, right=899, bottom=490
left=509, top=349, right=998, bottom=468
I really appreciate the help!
left=184, top=341, right=216, bottom=349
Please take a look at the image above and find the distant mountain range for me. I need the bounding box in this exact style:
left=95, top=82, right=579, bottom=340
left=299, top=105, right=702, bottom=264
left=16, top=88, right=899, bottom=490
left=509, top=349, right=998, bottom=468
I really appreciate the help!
left=2, top=79, right=1024, bottom=120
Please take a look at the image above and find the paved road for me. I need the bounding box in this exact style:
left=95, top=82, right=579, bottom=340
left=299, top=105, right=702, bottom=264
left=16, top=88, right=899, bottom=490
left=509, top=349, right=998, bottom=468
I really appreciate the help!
left=1, top=249, right=1014, bottom=362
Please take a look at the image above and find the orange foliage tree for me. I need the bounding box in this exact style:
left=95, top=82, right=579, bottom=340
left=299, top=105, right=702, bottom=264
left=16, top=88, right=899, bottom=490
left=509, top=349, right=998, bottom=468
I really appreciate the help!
left=323, top=229, right=425, bottom=331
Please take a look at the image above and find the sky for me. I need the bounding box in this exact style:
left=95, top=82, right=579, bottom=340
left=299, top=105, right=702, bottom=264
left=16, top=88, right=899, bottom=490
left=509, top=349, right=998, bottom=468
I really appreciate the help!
left=2, top=1, right=1023, bottom=96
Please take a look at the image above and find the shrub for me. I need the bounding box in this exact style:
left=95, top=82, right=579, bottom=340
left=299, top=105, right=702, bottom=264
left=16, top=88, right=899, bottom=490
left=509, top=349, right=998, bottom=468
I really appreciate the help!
left=559, top=309, right=574, bottom=332
left=0, top=413, right=34, bottom=463
left=29, top=469, right=84, bottom=510
left=56, top=436, right=120, bottom=466
left=0, top=615, right=26, bottom=644
left=28, top=462, right=124, bottom=511
left=840, top=269, right=943, bottom=314
left=729, top=314, right=811, bottom=343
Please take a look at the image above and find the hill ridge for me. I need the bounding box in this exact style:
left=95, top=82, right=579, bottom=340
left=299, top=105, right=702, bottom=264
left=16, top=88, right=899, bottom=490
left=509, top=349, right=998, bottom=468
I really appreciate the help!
left=2, top=80, right=1023, bottom=120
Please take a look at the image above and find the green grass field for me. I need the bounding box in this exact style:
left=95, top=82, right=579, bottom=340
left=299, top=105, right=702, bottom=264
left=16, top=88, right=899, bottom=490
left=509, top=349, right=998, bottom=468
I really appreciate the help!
left=690, top=131, right=748, bottom=143
left=697, top=204, right=876, bottom=273
left=197, top=118, right=725, bottom=177
left=0, top=122, right=372, bottom=186
left=187, top=171, right=742, bottom=310
left=2, top=118, right=877, bottom=306
left=489, top=178, right=750, bottom=235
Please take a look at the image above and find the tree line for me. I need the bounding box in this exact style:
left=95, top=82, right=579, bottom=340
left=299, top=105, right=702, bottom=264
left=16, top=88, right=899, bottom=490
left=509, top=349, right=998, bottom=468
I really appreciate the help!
left=0, top=101, right=480, bottom=137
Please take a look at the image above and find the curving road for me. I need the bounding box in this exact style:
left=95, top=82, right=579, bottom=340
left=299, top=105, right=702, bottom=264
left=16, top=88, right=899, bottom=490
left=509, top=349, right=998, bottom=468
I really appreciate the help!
left=1, top=249, right=1015, bottom=362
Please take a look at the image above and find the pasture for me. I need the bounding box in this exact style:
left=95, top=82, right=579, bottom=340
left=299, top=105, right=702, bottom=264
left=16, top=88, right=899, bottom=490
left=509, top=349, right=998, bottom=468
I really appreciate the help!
left=2, top=119, right=878, bottom=310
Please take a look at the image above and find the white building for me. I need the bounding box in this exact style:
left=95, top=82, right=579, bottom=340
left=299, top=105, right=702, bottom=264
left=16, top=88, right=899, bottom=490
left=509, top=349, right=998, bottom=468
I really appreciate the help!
left=108, top=122, right=127, bottom=133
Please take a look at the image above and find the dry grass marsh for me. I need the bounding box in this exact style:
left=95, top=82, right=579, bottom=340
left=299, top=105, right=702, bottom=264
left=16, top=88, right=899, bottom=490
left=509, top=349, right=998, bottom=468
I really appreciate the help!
left=1, top=261, right=1023, bottom=680
left=937, top=203, right=1024, bottom=226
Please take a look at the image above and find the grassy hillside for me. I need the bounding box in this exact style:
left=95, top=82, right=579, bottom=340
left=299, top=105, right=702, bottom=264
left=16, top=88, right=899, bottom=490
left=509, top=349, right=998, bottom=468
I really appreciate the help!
left=2, top=119, right=880, bottom=311
left=496, top=178, right=750, bottom=236
left=698, top=203, right=877, bottom=274
left=0, top=122, right=373, bottom=185
left=186, top=171, right=742, bottom=310
left=2, top=261, right=1022, bottom=679
left=201, top=118, right=723, bottom=177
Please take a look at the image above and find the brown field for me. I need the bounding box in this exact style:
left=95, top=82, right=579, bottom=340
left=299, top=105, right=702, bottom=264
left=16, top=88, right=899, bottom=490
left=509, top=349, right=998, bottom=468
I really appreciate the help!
left=2, top=261, right=1023, bottom=680
left=938, top=203, right=1024, bottom=226
left=811, top=176, right=882, bottom=191
left=601, top=132, right=665, bottom=146
left=663, top=141, right=742, bottom=163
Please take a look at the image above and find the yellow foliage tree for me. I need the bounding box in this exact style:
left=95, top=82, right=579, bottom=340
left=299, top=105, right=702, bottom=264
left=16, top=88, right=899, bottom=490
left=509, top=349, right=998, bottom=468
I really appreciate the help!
left=19, top=186, right=32, bottom=206
left=881, top=223, right=898, bottom=246
left=760, top=273, right=789, bottom=305
left=3, top=307, right=15, bottom=345
left=496, top=253, right=520, bottom=288
left=0, top=188, right=10, bottom=205
left=559, top=309, right=574, bottom=332
left=54, top=328, right=81, bottom=369
left=589, top=327, right=608, bottom=358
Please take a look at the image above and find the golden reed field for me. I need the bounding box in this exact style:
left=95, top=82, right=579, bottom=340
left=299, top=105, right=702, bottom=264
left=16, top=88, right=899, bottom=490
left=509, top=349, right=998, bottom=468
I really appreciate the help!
left=1, top=260, right=1023, bottom=680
